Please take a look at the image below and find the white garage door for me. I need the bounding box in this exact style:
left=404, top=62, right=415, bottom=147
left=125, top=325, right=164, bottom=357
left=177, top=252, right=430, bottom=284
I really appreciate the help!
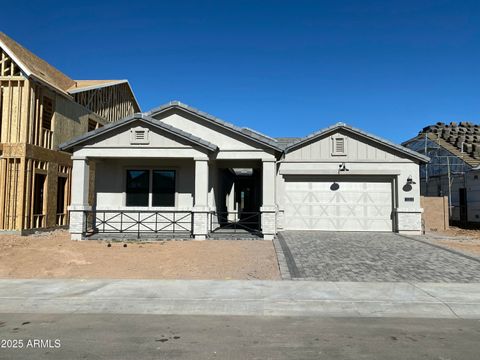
left=284, top=177, right=393, bottom=231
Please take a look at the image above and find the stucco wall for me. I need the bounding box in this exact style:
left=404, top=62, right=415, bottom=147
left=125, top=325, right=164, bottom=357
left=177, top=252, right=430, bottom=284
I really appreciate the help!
left=286, top=130, right=408, bottom=162
left=153, top=109, right=268, bottom=151
left=94, top=158, right=195, bottom=210
left=79, top=120, right=191, bottom=149
left=278, top=162, right=421, bottom=210
left=421, top=196, right=449, bottom=232
left=278, top=131, right=423, bottom=233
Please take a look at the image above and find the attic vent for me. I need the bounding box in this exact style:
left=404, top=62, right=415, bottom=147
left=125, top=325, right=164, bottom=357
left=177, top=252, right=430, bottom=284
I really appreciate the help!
left=135, top=130, right=145, bottom=140
left=332, top=136, right=347, bottom=156
left=335, top=138, right=345, bottom=153
left=130, top=126, right=150, bottom=145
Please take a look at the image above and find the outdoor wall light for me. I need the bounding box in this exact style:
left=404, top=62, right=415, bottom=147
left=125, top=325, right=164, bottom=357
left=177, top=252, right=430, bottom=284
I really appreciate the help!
left=338, top=162, right=349, bottom=172
left=330, top=182, right=340, bottom=191
left=403, top=175, right=416, bottom=192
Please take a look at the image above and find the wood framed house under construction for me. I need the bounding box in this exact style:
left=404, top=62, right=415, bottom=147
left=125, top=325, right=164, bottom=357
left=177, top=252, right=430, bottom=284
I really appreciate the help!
left=403, top=122, right=480, bottom=225
left=0, top=32, right=140, bottom=233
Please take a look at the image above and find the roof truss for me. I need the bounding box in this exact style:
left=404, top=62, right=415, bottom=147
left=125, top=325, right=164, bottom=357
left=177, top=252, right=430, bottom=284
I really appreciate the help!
left=0, top=47, right=22, bottom=77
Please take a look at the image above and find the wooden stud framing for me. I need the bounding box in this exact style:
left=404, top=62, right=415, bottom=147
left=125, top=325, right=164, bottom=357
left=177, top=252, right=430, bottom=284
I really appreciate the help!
left=73, top=82, right=137, bottom=122
left=0, top=45, right=137, bottom=232
left=0, top=49, right=21, bottom=77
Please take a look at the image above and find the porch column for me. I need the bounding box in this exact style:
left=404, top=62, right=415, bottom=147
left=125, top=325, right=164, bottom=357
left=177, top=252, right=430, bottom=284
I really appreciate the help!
left=68, top=156, right=91, bottom=240
left=227, top=180, right=236, bottom=222
left=261, top=159, right=276, bottom=240
left=193, top=157, right=209, bottom=239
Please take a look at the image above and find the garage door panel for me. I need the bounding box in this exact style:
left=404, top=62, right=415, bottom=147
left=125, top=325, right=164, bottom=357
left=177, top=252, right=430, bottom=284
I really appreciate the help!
left=284, top=177, right=393, bottom=232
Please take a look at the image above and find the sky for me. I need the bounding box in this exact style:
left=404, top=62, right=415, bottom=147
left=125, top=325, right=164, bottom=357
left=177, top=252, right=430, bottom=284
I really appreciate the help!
left=2, top=0, right=479, bottom=143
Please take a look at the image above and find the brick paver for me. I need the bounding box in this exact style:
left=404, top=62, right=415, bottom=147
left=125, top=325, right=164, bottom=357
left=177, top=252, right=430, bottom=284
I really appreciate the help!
left=278, top=231, right=480, bottom=282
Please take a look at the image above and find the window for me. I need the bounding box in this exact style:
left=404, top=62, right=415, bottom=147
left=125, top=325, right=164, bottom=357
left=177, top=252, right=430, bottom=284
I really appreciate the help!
left=33, top=174, right=46, bottom=215
left=332, top=136, right=347, bottom=156
left=152, top=170, right=175, bottom=206
left=33, top=173, right=47, bottom=228
left=56, top=177, right=67, bottom=214
left=42, top=97, right=54, bottom=130
left=126, top=169, right=176, bottom=207
left=126, top=170, right=149, bottom=206
left=56, top=176, right=68, bottom=225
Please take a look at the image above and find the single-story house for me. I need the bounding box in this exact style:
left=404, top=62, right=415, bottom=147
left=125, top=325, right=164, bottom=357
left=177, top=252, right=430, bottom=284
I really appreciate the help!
left=60, top=101, right=429, bottom=240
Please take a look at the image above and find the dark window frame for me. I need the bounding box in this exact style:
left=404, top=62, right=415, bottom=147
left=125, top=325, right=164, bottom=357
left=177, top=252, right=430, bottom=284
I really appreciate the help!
left=56, top=176, right=68, bottom=215
left=152, top=170, right=176, bottom=207
left=125, top=169, right=176, bottom=207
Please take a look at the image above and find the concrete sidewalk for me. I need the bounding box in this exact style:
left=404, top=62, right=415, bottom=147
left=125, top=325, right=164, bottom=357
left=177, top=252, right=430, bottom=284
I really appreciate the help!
left=0, top=279, right=479, bottom=319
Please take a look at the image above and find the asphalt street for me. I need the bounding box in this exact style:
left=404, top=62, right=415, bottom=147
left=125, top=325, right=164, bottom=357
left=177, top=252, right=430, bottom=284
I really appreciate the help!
left=0, top=313, right=479, bottom=360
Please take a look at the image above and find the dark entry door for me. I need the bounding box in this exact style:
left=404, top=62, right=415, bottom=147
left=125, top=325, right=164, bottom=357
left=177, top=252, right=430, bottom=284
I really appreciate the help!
left=235, top=174, right=261, bottom=229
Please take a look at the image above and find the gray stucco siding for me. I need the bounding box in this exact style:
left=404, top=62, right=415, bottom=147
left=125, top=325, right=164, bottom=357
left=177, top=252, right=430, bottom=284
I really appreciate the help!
left=285, top=130, right=413, bottom=162
left=65, top=104, right=427, bottom=239
left=153, top=110, right=274, bottom=152
left=95, top=158, right=195, bottom=210
left=277, top=131, right=423, bottom=234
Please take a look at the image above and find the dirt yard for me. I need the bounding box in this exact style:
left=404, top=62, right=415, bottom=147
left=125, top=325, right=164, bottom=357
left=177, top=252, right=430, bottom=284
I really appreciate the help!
left=0, top=231, right=280, bottom=280
left=425, top=227, right=480, bottom=257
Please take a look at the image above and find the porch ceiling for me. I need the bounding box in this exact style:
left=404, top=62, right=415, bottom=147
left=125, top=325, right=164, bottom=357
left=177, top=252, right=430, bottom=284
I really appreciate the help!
left=215, top=159, right=263, bottom=169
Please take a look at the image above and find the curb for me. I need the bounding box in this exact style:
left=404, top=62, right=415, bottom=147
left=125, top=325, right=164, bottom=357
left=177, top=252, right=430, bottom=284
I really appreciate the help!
left=0, top=279, right=479, bottom=319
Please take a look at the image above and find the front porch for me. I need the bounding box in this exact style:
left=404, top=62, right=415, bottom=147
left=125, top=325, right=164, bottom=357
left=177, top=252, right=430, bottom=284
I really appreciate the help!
left=71, top=208, right=264, bottom=240
left=69, top=156, right=277, bottom=240
left=60, top=112, right=280, bottom=240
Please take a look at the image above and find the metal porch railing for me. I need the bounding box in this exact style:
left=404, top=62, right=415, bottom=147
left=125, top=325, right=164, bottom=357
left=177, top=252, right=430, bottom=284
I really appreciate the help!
left=81, top=210, right=193, bottom=239
left=209, top=211, right=261, bottom=235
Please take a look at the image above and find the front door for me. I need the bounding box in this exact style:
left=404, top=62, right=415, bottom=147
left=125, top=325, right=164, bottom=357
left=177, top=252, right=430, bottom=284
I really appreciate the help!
left=236, top=173, right=261, bottom=229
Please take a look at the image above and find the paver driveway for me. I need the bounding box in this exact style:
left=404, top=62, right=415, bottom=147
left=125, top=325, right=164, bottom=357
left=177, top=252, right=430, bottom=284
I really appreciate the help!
left=277, top=231, right=480, bottom=282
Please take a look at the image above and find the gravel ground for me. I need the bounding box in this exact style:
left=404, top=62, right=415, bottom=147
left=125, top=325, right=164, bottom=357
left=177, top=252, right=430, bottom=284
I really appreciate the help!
left=422, top=227, right=480, bottom=259
left=0, top=231, right=280, bottom=280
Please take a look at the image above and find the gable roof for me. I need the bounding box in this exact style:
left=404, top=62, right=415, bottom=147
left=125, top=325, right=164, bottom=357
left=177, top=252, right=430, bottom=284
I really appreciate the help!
left=285, top=122, right=430, bottom=163
left=0, top=32, right=140, bottom=111
left=0, top=32, right=75, bottom=95
left=402, top=122, right=480, bottom=168
left=67, top=80, right=127, bottom=93
left=67, top=79, right=141, bottom=112
left=59, top=113, right=218, bottom=152
left=147, top=101, right=282, bottom=152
